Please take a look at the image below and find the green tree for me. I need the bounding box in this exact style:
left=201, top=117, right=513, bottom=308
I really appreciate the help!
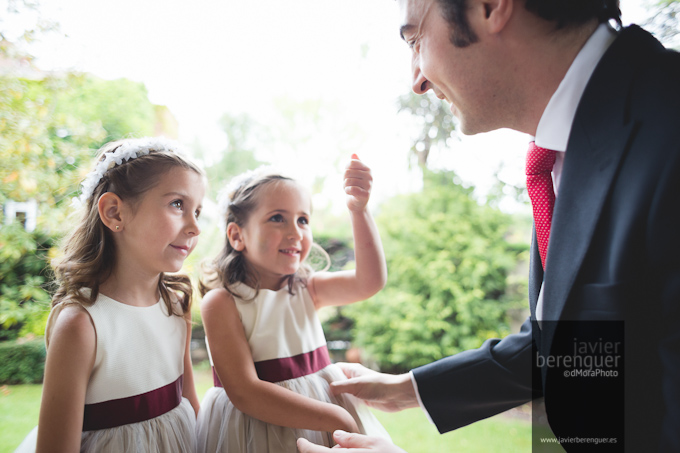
left=0, top=223, right=53, bottom=339
left=398, top=91, right=456, bottom=168
left=202, top=112, right=265, bottom=199
left=344, top=170, right=528, bottom=372
left=644, top=0, right=680, bottom=49
left=51, top=75, right=157, bottom=147
left=0, top=75, right=106, bottom=219
left=1, top=73, right=162, bottom=226
left=2, top=0, right=162, bottom=219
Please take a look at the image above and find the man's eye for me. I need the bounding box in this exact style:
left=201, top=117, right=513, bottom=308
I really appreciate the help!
left=406, top=36, right=418, bottom=50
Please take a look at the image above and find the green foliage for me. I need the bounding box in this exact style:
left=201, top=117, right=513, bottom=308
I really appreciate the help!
left=645, top=0, right=680, bottom=49
left=314, top=232, right=353, bottom=273
left=50, top=75, right=156, bottom=147
left=0, top=224, right=52, bottom=340
left=0, top=338, right=46, bottom=384
left=345, top=170, right=528, bottom=372
left=1, top=65, right=159, bottom=228
left=317, top=232, right=356, bottom=343
left=398, top=90, right=456, bottom=167
left=0, top=73, right=105, bottom=211
left=200, top=112, right=266, bottom=199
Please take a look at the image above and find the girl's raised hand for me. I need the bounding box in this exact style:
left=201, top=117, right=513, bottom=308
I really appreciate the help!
left=344, top=154, right=373, bottom=212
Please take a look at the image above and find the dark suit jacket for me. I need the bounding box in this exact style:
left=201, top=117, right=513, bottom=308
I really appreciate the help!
left=412, top=25, right=680, bottom=452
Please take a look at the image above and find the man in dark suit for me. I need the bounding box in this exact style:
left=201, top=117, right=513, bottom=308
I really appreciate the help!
left=298, top=0, right=680, bottom=451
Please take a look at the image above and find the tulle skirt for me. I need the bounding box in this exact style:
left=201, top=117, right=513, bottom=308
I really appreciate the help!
left=196, top=364, right=391, bottom=452
left=14, top=398, right=196, bottom=453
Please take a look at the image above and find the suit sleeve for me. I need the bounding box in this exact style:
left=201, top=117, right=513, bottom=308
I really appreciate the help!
left=646, top=136, right=680, bottom=451
left=411, top=316, right=541, bottom=433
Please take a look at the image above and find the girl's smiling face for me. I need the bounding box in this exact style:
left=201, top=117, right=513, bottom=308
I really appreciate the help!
left=237, top=180, right=313, bottom=290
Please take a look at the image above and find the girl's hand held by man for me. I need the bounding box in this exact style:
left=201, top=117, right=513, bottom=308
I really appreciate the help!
left=297, top=430, right=407, bottom=453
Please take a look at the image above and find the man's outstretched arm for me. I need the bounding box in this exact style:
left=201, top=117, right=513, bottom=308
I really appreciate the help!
left=329, top=363, right=419, bottom=413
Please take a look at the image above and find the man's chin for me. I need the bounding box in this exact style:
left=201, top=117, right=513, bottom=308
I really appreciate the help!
left=452, top=109, right=492, bottom=136
left=448, top=103, right=464, bottom=128
left=448, top=105, right=475, bottom=135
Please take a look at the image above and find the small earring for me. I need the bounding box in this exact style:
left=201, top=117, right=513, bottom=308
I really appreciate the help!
left=115, top=225, right=120, bottom=230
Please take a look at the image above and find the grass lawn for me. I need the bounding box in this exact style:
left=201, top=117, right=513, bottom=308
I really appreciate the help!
left=0, top=384, right=42, bottom=453
left=373, top=409, right=532, bottom=452
left=1, top=363, right=533, bottom=452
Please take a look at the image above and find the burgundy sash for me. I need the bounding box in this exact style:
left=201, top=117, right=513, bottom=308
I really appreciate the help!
left=213, top=345, right=331, bottom=387
left=83, top=375, right=183, bottom=431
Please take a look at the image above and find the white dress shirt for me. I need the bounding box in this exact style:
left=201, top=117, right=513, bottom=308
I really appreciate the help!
left=534, top=23, right=617, bottom=321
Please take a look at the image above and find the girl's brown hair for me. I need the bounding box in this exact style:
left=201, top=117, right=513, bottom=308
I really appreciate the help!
left=52, top=138, right=204, bottom=316
left=200, top=170, right=323, bottom=299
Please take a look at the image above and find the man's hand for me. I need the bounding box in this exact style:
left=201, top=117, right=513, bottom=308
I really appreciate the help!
left=297, top=431, right=407, bottom=453
left=330, top=363, right=419, bottom=413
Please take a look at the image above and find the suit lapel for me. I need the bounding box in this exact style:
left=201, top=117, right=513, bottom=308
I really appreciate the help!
left=542, top=122, right=634, bottom=322
left=537, top=26, right=657, bottom=349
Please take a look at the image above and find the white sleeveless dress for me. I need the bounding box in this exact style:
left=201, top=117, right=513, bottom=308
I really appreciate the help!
left=15, top=291, right=196, bottom=453
left=196, top=282, right=390, bottom=452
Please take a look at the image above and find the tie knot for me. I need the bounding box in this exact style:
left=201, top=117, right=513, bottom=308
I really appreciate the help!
left=526, top=142, right=557, bottom=176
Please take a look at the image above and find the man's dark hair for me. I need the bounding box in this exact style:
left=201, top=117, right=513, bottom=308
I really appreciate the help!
left=436, top=0, right=622, bottom=47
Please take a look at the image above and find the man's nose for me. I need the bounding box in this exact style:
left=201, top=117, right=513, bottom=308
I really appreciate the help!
left=412, top=64, right=430, bottom=95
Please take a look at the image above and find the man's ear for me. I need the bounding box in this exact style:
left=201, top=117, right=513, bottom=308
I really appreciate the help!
left=475, top=0, right=513, bottom=34
left=226, top=222, right=245, bottom=251
left=98, top=192, right=125, bottom=233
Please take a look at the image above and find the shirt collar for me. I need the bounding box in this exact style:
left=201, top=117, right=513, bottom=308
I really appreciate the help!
left=534, top=23, right=618, bottom=152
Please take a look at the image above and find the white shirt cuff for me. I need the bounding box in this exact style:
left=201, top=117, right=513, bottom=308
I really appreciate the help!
left=409, top=370, right=436, bottom=425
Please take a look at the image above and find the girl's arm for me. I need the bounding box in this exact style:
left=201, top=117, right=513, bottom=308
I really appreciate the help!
left=182, top=310, right=200, bottom=416
left=201, top=288, right=359, bottom=433
left=36, top=305, right=96, bottom=453
left=310, top=156, right=387, bottom=309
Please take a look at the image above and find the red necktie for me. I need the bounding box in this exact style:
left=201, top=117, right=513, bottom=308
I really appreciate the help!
left=526, top=141, right=557, bottom=269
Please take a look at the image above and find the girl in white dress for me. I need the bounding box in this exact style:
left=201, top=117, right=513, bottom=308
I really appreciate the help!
left=197, top=156, right=391, bottom=452
left=16, top=137, right=205, bottom=452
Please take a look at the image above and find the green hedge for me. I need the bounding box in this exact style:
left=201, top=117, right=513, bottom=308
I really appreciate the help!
left=0, top=338, right=46, bottom=384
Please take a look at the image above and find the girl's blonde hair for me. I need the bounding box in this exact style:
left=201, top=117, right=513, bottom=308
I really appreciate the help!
left=52, top=138, right=204, bottom=316
left=201, top=169, right=324, bottom=299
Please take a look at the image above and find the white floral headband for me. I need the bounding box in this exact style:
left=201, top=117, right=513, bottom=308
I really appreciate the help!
left=216, top=165, right=275, bottom=230
left=71, top=137, right=188, bottom=209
